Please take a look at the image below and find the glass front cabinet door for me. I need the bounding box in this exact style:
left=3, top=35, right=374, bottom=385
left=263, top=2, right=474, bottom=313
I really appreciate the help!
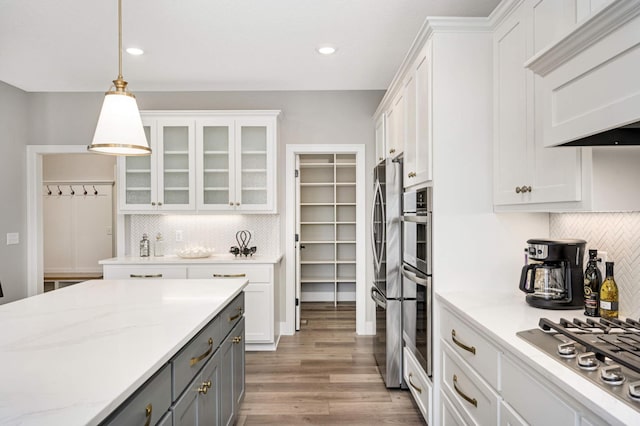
left=196, top=115, right=276, bottom=212
left=119, top=118, right=196, bottom=212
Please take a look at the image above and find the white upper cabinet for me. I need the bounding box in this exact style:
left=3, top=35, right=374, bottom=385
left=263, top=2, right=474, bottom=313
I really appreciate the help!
left=493, top=0, right=582, bottom=207
left=376, top=41, right=433, bottom=189
left=119, top=111, right=279, bottom=214
left=119, top=117, right=196, bottom=212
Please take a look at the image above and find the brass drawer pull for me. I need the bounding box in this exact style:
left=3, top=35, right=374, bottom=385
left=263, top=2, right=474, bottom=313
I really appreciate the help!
left=129, top=274, right=163, bottom=278
left=144, top=404, right=152, bottom=426
left=451, top=329, right=476, bottom=355
left=408, top=373, right=422, bottom=394
left=189, top=337, right=214, bottom=366
left=213, top=273, right=246, bottom=278
left=229, top=307, right=243, bottom=322
left=198, top=379, right=212, bottom=394
left=453, top=374, right=477, bottom=407
left=233, top=336, right=243, bottom=344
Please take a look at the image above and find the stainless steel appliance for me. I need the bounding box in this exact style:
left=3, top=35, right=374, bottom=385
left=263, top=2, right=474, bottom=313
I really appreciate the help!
left=519, top=238, right=586, bottom=309
left=371, top=157, right=403, bottom=388
left=402, top=186, right=433, bottom=379
left=518, top=317, right=640, bottom=413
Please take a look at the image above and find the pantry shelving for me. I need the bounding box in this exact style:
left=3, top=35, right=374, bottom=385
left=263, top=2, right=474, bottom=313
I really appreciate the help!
left=298, top=153, right=356, bottom=305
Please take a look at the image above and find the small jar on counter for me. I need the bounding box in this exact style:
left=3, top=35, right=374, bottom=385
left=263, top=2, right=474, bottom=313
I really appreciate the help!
left=154, top=233, right=164, bottom=257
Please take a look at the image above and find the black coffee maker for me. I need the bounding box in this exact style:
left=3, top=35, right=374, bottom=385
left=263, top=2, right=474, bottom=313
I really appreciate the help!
left=519, top=238, right=586, bottom=309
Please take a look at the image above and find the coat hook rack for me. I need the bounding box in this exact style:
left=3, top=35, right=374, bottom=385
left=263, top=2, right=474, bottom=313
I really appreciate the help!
left=69, top=186, right=75, bottom=196
left=93, top=185, right=98, bottom=195
left=57, top=186, right=62, bottom=196
left=46, top=185, right=52, bottom=196
left=83, top=185, right=88, bottom=196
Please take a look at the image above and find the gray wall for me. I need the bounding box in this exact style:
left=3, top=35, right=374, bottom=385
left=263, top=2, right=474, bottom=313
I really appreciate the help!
left=0, top=81, right=29, bottom=303
left=8, top=89, right=384, bottom=325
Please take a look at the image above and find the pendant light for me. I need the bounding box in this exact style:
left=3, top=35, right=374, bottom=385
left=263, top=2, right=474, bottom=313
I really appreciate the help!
left=88, top=0, right=151, bottom=156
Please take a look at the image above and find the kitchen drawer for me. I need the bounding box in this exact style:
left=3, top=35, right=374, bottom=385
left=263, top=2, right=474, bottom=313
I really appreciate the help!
left=440, top=306, right=499, bottom=389
left=501, top=354, right=576, bottom=425
left=403, top=347, right=432, bottom=423
left=219, top=292, right=245, bottom=341
left=187, top=264, right=271, bottom=283
left=171, top=315, right=221, bottom=400
left=441, top=390, right=467, bottom=426
left=103, top=364, right=171, bottom=426
left=102, top=265, right=187, bottom=280
left=442, top=341, right=499, bottom=426
left=499, top=400, right=526, bottom=426
left=157, top=410, right=172, bottom=426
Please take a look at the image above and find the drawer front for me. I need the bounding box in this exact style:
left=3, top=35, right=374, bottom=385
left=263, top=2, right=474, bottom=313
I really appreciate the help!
left=501, top=355, right=576, bottom=425
left=187, top=264, right=271, bottom=283
left=219, top=293, right=245, bottom=341
left=103, top=265, right=187, bottom=280
left=440, top=307, right=499, bottom=389
left=104, top=364, right=171, bottom=426
left=499, top=401, right=527, bottom=426
left=441, top=391, right=467, bottom=426
left=442, top=342, right=499, bottom=426
left=172, top=316, right=221, bottom=400
left=403, top=347, right=432, bottom=424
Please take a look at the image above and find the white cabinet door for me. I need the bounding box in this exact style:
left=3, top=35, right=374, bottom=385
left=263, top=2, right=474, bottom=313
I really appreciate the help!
left=119, top=118, right=196, bottom=212
left=403, top=71, right=417, bottom=189
left=386, top=91, right=404, bottom=159
left=196, top=118, right=236, bottom=211
left=375, top=114, right=386, bottom=164
left=413, top=42, right=433, bottom=186
left=236, top=117, right=276, bottom=212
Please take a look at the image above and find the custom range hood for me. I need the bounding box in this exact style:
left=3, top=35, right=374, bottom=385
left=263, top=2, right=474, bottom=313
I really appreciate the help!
left=526, top=0, right=640, bottom=148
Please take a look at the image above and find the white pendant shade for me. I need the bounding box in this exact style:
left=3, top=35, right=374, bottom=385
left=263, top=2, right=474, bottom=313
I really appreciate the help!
left=89, top=92, right=151, bottom=155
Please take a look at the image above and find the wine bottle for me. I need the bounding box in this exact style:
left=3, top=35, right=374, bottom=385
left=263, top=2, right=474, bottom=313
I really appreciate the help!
left=599, top=261, right=619, bottom=319
left=140, top=233, right=150, bottom=257
left=583, top=249, right=602, bottom=317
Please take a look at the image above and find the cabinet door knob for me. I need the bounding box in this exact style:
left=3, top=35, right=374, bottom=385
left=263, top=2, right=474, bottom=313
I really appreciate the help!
left=389, top=148, right=396, bottom=154
left=525, top=186, right=532, bottom=193
left=379, top=157, right=383, bottom=161
left=157, top=202, right=163, bottom=206
left=515, top=186, right=522, bottom=194
left=236, top=202, right=241, bottom=206
left=229, top=202, right=234, bottom=206
left=151, top=202, right=156, bottom=206
left=197, top=384, right=208, bottom=395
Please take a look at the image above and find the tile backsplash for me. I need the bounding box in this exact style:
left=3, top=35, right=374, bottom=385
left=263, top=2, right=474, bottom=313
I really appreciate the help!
left=127, top=215, right=280, bottom=258
left=550, top=212, right=640, bottom=318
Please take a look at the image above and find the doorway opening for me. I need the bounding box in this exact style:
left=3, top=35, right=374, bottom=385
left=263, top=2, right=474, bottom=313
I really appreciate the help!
left=26, top=146, right=116, bottom=296
left=284, top=144, right=367, bottom=335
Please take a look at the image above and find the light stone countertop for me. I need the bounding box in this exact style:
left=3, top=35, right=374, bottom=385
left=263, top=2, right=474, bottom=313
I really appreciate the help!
left=99, top=253, right=283, bottom=265
left=437, top=290, right=638, bottom=425
left=0, top=278, right=247, bottom=426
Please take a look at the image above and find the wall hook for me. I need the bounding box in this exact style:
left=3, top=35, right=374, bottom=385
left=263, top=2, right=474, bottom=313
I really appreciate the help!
left=57, top=186, right=62, bottom=196
left=69, top=186, right=75, bottom=196
left=83, top=185, right=88, bottom=196
left=46, top=185, right=52, bottom=196
left=93, top=185, right=98, bottom=195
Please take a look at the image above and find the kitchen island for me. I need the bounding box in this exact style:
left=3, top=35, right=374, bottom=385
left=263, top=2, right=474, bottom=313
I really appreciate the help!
left=0, top=278, right=247, bottom=426
left=436, top=290, right=637, bottom=425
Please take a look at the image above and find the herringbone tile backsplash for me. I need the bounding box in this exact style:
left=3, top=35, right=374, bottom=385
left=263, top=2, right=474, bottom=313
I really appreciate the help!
left=550, top=213, right=640, bottom=318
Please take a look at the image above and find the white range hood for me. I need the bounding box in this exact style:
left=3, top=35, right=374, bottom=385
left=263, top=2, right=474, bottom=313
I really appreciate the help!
left=526, top=0, right=640, bottom=147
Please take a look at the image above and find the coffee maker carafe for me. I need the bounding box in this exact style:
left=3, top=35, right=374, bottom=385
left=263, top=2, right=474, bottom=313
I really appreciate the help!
left=519, top=238, right=586, bottom=309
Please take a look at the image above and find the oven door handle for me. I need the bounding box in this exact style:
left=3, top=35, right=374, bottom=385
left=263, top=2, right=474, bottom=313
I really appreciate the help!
left=402, top=214, right=429, bottom=224
left=371, top=286, right=386, bottom=309
left=402, top=264, right=429, bottom=287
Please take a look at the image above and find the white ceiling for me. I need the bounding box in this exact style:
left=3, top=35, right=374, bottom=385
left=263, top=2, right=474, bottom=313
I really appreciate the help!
left=0, top=0, right=500, bottom=92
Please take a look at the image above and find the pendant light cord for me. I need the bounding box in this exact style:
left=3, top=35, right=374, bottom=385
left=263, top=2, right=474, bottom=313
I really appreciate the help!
left=118, top=0, right=123, bottom=80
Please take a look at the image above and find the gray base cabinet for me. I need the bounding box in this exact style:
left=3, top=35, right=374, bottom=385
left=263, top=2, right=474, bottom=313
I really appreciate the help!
left=102, top=293, right=245, bottom=426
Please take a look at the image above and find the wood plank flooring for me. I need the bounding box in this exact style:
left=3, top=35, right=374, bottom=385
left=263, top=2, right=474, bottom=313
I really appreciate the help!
left=237, top=302, right=426, bottom=425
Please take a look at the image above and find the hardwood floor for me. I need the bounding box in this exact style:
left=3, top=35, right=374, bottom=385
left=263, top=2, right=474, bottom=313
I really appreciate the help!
left=237, top=302, right=426, bottom=425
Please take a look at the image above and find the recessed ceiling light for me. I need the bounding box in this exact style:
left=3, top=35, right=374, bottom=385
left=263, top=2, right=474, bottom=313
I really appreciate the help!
left=126, top=47, right=144, bottom=56
left=317, top=46, right=337, bottom=55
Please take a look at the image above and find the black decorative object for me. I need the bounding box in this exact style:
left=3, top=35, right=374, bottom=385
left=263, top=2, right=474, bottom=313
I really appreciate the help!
left=229, top=230, right=257, bottom=257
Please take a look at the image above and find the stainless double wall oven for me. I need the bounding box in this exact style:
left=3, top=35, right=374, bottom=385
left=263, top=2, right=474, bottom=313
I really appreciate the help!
left=402, top=186, right=432, bottom=378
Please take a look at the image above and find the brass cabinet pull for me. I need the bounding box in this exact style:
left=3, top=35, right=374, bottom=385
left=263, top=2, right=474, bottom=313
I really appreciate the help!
left=408, top=172, right=416, bottom=178
left=190, top=337, right=214, bottom=366
left=236, top=202, right=241, bottom=206
left=197, top=384, right=208, bottom=395
left=204, top=380, right=212, bottom=388
left=232, top=336, right=243, bottom=344
left=229, top=202, right=234, bottom=206
left=453, top=374, right=478, bottom=407
left=151, top=202, right=156, bottom=206
left=144, top=404, right=152, bottom=426
left=158, top=202, right=163, bottom=206
left=213, top=273, right=246, bottom=278
left=228, top=307, right=243, bottom=322
left=451, top=329, right=476, bottom=355
left=389, top=148, right=396, bottom=154
left=408, top=373, right=422, bottom=394
left=515, top=185, right=533, bottom=194
left=130, top=274, right=163, bottom=278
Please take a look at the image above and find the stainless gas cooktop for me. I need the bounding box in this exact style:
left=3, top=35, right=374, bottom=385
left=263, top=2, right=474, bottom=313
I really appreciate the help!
left=518, top=317, right=640, bottom=413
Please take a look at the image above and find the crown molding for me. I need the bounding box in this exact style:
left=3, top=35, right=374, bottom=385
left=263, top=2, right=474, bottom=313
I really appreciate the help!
left=525, top=0, right=640, bottom=76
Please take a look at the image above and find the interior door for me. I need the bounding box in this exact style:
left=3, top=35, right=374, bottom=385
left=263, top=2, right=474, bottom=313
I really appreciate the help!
left=295, top=154, right=302, bottom=331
